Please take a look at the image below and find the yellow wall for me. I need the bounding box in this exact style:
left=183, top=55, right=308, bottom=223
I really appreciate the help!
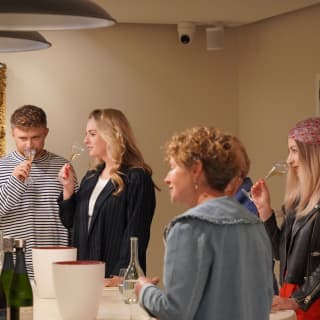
left=1, top=4, right=320, bottom=281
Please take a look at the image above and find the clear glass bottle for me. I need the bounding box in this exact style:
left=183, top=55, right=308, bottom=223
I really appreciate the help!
left=9, top=239, right=33, bottom=320
left=1, top=237, right=14, bottom=306
left=123, top=237, right=144, bottom=304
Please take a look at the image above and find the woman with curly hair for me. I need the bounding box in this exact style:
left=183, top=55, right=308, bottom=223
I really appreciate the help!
left=135, top=126, right=273, bottom=320
left=58, top=108, right=156, bottom=284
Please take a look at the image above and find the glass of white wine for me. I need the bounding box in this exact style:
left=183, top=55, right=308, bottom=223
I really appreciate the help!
left=58, top=143, right=85, bottom=185
left=242, top=160, right=288, bottom=201
left=69, top=143, right=85, bottom=162
left=24, top=147, right=36, bottom=185
left=264, top=160, right=288, bottom=179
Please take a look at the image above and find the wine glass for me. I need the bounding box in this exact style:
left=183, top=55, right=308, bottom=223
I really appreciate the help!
left=241, top=160, right=288, bottom=201
left=24, top=147, right=36, bottom=185
left=58, top=143, right=84, bottom=185
left=121, top=266, right=138, bottom=320
left=118, top=268, right=127, bottom=296
left=69, top=143, right=85, bottom=162
left=264, top=160, right=288, bottom=179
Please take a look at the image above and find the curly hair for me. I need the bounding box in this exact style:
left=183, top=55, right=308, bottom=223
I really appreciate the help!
left=89, top=108, right=154, bottom=195
left=10, top=105, right=47, bottom=128
left=231, top=136, right=250, bottom=179
left=165, top=126, right=240, bottom=192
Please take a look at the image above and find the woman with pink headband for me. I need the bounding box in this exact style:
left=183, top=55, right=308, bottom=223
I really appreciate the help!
left=251, top=117, right=320, bottom=320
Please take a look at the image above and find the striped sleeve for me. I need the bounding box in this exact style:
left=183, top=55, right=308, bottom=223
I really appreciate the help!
left=0, top=151, right=74, bottom=278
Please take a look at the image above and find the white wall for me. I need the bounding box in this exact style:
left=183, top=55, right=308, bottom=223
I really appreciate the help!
left=3, top=4, right=320, bottom=280
left=237, top=5, right=320, bottom=209
left=0, top=23, right=238, bottom=280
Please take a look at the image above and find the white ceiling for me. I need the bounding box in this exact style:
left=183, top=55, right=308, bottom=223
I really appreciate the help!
left=97, top=0, right=320, bottom=27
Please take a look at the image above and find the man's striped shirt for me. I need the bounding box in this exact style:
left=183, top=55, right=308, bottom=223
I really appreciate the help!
left=0, top=150, right=69, bottom=277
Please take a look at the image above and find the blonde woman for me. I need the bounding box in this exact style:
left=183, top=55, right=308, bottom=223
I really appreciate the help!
left=58, top=109, right=156, bottom=284
left=251, top=117, right=320, bottom=319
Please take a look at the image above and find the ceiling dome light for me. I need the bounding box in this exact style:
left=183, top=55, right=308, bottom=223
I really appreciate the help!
left=0, top=31, right=51, bottom=52
left=0, top=0, right=116, bottom=31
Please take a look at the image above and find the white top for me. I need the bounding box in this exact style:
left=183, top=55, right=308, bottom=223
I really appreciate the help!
left=88, top=177, right=109, bottom=227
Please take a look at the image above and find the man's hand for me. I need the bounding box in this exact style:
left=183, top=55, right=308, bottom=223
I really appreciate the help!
left=13, top=161, right=31, bottom=182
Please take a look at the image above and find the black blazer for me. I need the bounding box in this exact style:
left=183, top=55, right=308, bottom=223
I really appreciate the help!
left=58, top=165, right=156, bottom=277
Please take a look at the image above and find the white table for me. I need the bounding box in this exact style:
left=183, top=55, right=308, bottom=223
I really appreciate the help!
left=269, top=310, right=296, bottom=320
left=33, top=284, right=296, bottom=320
left=33, top=286, right=153, bottom=320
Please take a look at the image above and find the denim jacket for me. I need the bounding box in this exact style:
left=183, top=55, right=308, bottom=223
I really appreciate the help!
left=139, top=197, right=273, bottom=320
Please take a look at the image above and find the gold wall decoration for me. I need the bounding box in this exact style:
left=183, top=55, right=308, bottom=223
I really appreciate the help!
left=0, top=63, right=6, bottom=157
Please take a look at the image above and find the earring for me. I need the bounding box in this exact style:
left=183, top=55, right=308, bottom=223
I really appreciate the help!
left=194, top=183, right=199, bottom=190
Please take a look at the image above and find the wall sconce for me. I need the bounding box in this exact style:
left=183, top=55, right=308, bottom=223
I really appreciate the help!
left=0, top=31, right=51, bottom=52
left=0, top=0, right=116, bottom=31
left=206, top=26, right=224, bottom=50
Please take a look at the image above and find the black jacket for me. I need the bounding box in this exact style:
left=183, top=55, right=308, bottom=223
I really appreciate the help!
left=264, top=205, right=320, bottom=311
left=58, top=165, right=156, bottom=277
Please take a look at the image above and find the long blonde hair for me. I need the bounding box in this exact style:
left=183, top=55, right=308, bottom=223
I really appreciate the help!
left=89, top=109, right=154, bottom=194
left=284, top=140, right=320, bottom=217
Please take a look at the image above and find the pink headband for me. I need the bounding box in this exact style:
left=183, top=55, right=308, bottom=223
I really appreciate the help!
left=288, top=117, right=320, bottom=145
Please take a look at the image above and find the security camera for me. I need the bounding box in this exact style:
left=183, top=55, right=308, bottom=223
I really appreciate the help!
left=177, top=22, right=196, bottom=45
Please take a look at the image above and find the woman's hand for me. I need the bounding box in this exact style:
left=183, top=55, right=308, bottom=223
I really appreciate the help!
left=272, top=296, right=299, bottom=311
left=251, top=179, right=273, bottom=221
left=104, top=276, right=122, bottom=287
left=135, top=276, right=160, bottom=298
left=58, top=163, right=75, bottom=199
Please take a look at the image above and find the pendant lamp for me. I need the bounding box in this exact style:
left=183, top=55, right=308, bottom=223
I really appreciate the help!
left=0, top=31, right=51, bottom=52
left=0, top=0, right=116, bottom=31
